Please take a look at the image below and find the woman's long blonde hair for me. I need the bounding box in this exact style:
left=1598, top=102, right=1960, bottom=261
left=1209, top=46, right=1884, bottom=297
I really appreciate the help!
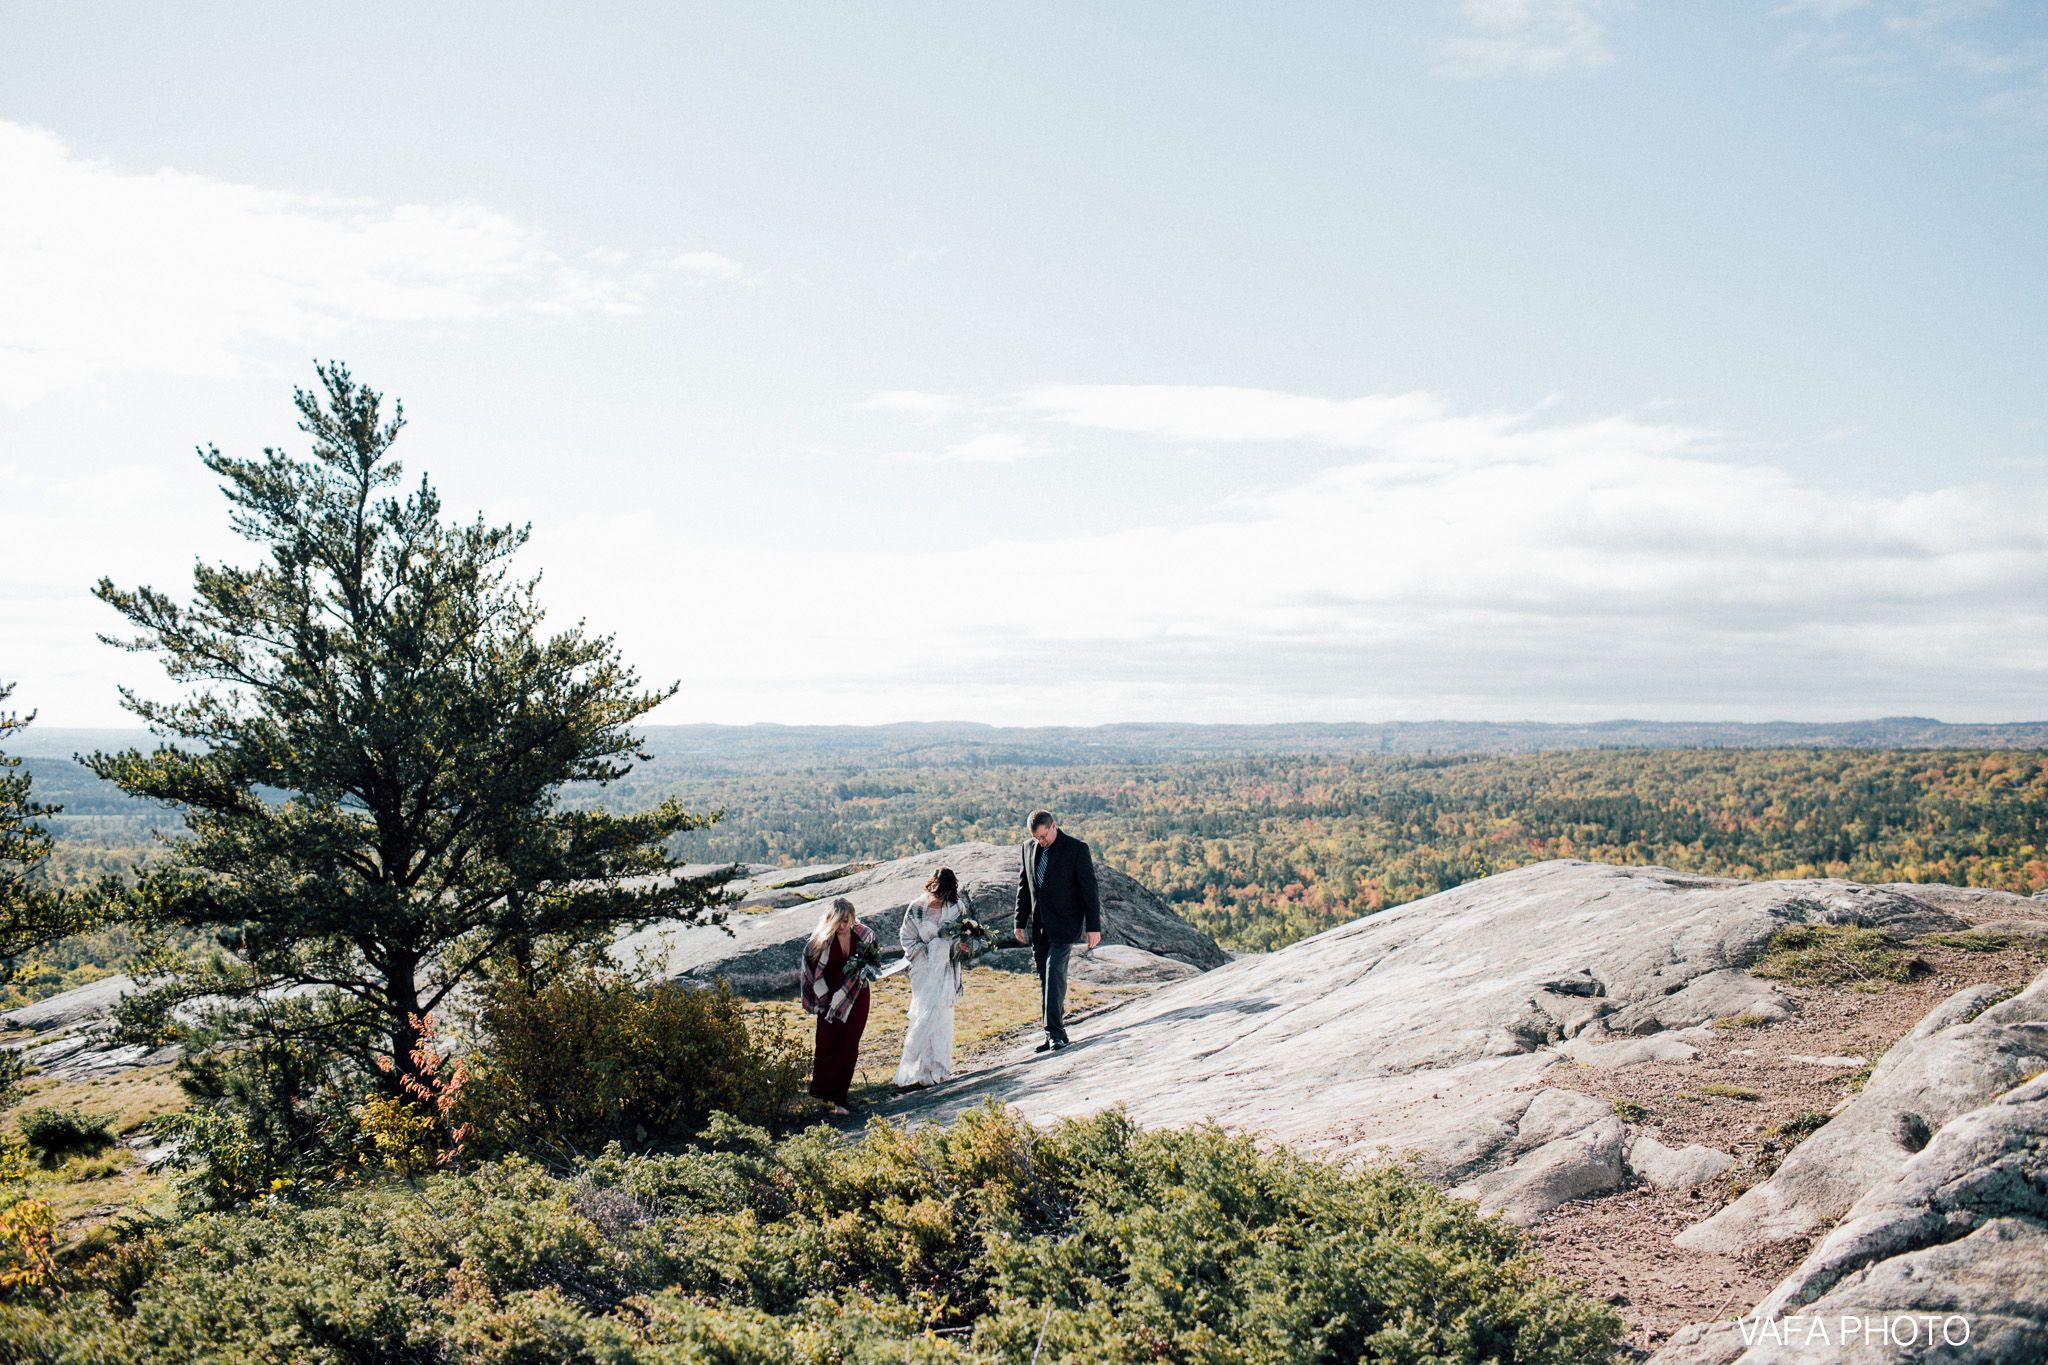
left=806, top=898, right=858, bottom=963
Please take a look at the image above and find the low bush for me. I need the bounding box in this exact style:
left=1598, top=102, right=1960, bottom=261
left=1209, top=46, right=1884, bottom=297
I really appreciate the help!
left=1609, top=1097, right=1647, bottom=1122
left=0, top=1103, right=1623, bottom=1363
left=16, top=1108, right=114, bottom=1165
left=1751, top=924, right=1925, bottom=987
left=456, top=966, right=810, bottom=1153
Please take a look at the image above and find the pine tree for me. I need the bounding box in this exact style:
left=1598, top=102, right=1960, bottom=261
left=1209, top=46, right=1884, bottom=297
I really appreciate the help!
left=89, top=363, right=731, bottom=1086
left=0, top=684, right=99, bottom=981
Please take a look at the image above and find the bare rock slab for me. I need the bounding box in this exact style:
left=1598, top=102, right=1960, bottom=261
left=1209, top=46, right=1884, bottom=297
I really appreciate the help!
left=888, top=860, right=1973, bottom=1227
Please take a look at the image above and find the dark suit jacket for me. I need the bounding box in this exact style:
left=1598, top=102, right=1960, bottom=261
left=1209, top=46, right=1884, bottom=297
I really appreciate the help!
left=1015, top=830, right=1103, bottom=944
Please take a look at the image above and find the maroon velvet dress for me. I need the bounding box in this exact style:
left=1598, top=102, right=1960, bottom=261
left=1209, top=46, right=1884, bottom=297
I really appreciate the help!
left=809, top=934, right=870, bottom=1107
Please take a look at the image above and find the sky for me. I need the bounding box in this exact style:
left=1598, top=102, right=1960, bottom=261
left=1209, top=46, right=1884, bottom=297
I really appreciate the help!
left=2, top=0, right=2045, bottom=728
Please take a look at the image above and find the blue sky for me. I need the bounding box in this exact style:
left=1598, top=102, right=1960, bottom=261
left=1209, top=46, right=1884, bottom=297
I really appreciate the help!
left=3, top=1, right=2045, bottom=726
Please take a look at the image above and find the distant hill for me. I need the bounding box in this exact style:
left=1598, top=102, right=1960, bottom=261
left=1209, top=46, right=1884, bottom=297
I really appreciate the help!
left=15, top=716, right=2048, bottom=789
left=627, top=717, right=2048, bottom=769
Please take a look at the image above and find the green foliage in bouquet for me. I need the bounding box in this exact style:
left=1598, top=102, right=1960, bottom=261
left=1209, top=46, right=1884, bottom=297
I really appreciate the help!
left=844, top=934, right=885, bottom=989
left=939, top=915, right=997, bottom=962
left=0, top=1103, right=1620, bottom=1364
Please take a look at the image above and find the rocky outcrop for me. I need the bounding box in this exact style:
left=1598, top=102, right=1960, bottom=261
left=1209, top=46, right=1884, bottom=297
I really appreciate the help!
left=612, top=840, right=1229, bottom=993
left=1675, top=971, right=2048, bottom=1256
left=886, top=860, right=1978, bottom=1226
left=1652, top=1044, right=2048, bottom=1365
left=4, top=844, right=1227, bottom=1075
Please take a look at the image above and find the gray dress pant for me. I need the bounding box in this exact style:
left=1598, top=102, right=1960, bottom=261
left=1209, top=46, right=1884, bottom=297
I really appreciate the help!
left=1034, top=937, right=1073, bottom=1044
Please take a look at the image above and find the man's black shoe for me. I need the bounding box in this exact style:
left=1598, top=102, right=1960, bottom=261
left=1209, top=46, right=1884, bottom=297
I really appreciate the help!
left=1049, top=1039, right=1070, bottom=1051
left=1034, top=1039, right=1055, bottom=1053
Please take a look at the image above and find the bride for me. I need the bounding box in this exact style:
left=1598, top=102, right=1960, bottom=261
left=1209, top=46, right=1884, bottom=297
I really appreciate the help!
left=894, top=866, right=969, bottom=1089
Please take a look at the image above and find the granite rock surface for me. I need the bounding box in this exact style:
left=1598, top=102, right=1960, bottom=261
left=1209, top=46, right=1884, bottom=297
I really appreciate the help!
left=611, top=839, right=1229, bottom=992
left=1675, top=969, right=2048, bottom=1256
left=1652, top=1056, right=2048, bottom=1365
left=882, top=860, right=1976, bottom=1225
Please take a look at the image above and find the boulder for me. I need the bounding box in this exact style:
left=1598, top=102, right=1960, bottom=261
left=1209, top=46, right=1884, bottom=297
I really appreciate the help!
left=1450, top=1115, right=1626, bottom=1225
left=1628, top=1134, right=1735, bottom=1190
left=1975, top=919, right=2048, bottom=940
left=611, top=840, right=1229, bottom=994
left=1675, top=968, right=2048, bottom=1256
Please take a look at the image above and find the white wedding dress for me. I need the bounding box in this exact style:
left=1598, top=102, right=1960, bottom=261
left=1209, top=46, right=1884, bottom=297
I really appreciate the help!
left=894, top=896, right=965, bottom=1087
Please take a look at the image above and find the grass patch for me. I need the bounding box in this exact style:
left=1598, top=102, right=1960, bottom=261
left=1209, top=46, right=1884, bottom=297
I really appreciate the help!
left=1610, top=1098, right=1648, bottom=1123
left=57, top=1153, right=126, bottom=1182
left=1696, top=1083, right=1761, bottom=1101
left=1768, top=1111, right=1832, bottom=1145
left=1846, top=1063, right=1874, bottom=1093
left=1921, top=931, right=2013, bottom=952
left=0, top=1062, right=189, bottom=1140
left=1712, top=1012, right=1774, bottom=1029
left=1751, top=924, right=1925, bottom=987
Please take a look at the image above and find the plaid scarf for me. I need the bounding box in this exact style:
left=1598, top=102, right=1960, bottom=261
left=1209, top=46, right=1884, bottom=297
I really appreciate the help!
left=798, top=920, right=878, bottom=1023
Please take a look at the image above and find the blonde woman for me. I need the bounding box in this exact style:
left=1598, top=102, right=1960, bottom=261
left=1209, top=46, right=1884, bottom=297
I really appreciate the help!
left=894, top=867, right=969, bottom=1090
left=797, top=898, right=876, bottom=1115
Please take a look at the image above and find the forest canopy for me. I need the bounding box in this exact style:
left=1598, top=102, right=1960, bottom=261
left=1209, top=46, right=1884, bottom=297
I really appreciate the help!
left=627, top=746, right=2048, bottom=952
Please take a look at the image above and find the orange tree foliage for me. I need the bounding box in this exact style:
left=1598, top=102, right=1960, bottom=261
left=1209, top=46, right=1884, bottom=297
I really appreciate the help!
left=646, top=749, right=2048, bottom=952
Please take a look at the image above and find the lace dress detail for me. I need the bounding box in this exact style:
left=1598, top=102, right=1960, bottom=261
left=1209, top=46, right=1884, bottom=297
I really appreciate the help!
left=894, top=896, right=964, bottom=1087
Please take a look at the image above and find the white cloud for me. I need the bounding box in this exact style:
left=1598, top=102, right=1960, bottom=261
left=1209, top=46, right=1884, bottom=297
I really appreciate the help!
left=1773, top=1, right=2048, bottom=138
left=560, top=385, right=2048, bottom=723
left=670, top=251, right=745, bottom=281
left=0, top=121, right=738, bottom=405
left=1779, top=0, right=1869, bottom=19
left=863, top=389, right=963, bottom=419
left=887, top=431, right=1054, bottom=463
left=1439, top=0, right=1623, bottom=77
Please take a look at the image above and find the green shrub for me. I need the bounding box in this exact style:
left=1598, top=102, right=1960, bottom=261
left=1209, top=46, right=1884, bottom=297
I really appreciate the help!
left=1751, top=924, right=1924, bottom=986
left=1610, top=1098, right=1648, bottom=1122
left=16, top=1107, right=114, bottom=1165
left=0, top=1103, right=1623, bottom=1364
left=456, top=966, right=810, bottom=1153
left=1695, top=1084, right=1760, bottom=1101
left=0, top=1049, right=28, bottom=1107
left=148, top=1004, right=381, bottom=1212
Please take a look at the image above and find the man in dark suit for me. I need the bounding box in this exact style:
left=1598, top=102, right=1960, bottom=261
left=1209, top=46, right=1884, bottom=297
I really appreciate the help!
left=1013, top=809, right=1102, bottom=1052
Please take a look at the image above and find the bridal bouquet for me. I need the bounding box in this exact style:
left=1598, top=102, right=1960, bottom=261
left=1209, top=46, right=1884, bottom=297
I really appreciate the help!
left=846, top=934, right=886, bottom=988
left=939, top=916, right=998, bottom=961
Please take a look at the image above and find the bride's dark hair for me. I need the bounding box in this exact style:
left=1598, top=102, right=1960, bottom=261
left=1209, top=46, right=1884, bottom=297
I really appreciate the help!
left=925, top=867, right=959, bottom=905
